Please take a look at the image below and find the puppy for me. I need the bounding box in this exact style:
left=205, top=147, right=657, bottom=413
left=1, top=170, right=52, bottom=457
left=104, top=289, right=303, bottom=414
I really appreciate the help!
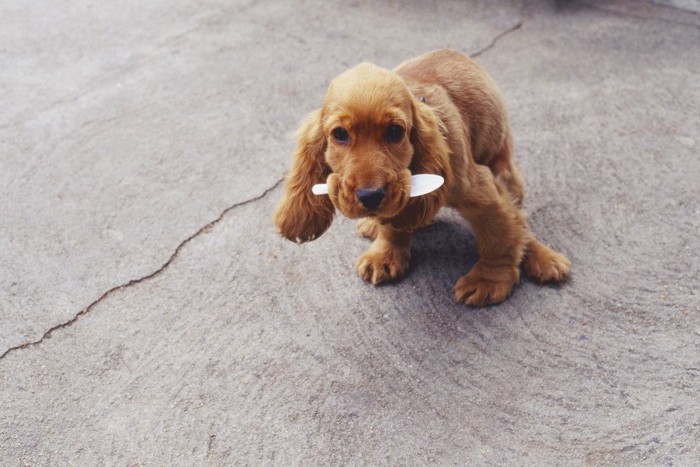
left=275, top=49, right=570, bottom=305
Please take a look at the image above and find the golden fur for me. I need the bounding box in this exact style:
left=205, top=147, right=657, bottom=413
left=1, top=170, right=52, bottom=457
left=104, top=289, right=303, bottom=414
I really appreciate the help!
left=275, top=49, right=570, bottom=305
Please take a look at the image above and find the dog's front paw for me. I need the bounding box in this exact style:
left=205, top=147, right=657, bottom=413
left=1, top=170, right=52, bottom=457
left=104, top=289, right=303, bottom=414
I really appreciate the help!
left=356, top=247, right=410, bottom=285
left=454, top=262, right=520, bottom=306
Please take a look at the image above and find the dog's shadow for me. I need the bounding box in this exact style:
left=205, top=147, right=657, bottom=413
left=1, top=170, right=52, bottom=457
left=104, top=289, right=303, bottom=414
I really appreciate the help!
left=374, top=212, right=503, bottom=341
left=405, top=211, right=480, bottom=295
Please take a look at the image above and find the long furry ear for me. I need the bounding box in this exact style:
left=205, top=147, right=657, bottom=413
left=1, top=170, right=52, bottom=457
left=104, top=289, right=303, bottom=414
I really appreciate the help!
left=274, top=109, right=335, bottom=243
left=390, top=99, right=453, bottom=232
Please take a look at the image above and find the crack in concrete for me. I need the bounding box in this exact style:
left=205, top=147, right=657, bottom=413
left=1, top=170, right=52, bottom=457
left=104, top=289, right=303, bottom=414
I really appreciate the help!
left=0, top=177, right=284, bottom=361
left=1, top=17, right=524, bottom=360
left=0, top=15, right=533, bottom=362
left=471, top=21, right=524, bottom=58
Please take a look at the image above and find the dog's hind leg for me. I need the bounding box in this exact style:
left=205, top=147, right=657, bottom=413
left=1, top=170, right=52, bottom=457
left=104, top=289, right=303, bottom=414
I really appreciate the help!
left=487, top=139, right=570, bottom=283
left=486, top=136, right=525, bottom=208
left=522, top=238, right=570, bottom=283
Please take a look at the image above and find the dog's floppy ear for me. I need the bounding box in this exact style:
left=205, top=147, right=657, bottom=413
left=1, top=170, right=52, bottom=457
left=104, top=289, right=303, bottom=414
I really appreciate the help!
left=390, top=98, right=453, bottom=231
left=274, top=109, right=335, bottom=243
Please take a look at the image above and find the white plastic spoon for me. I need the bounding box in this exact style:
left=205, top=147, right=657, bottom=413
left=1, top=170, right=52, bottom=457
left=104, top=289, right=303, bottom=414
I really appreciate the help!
left=312, top=174, right=444, bottom=197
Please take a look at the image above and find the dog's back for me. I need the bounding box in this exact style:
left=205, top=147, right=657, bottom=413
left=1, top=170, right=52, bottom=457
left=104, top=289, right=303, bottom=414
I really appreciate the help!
left=395, top=49, right=511, bottom=168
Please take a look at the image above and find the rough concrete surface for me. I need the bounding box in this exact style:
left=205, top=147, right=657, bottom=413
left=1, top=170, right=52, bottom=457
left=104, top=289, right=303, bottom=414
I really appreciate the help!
left=1, top=0, right=698, bottom=465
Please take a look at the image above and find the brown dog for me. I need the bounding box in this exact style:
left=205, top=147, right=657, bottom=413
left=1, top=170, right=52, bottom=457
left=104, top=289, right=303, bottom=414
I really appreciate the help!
left=275, top=49, right=570, bottom=305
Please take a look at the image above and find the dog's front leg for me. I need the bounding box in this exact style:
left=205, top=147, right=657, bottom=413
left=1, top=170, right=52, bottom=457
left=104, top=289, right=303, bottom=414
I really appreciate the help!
left=454, top=165, right=530, bottom=306
left=356, top=220, right=411, bottom=285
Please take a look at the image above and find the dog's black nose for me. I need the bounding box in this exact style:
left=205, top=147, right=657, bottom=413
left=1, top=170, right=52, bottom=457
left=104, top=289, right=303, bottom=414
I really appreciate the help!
left=356, top=187, right=386, bottom=210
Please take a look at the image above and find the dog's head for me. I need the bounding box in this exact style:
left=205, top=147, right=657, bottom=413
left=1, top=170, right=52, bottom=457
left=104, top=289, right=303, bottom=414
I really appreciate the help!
left=322, top=63, right=415, bottom=220
left=275, top=62, right=450, bottom=243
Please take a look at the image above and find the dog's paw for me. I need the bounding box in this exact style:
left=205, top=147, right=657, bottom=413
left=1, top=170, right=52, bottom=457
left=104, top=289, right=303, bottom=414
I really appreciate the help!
left=523, top=240, right=570, bottom=283
left=357, top=218, right=380, bottom=240
left=356, top=247, right=409, bottom=285
left=454, top=262, right=520, bottom=306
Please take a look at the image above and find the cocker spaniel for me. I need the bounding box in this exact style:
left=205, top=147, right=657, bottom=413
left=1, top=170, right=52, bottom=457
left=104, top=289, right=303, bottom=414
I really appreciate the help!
left=275, top=49, right=570, bottom=305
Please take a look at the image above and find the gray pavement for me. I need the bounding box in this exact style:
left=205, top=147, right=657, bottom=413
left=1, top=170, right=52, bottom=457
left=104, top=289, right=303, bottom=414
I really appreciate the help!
left=1, top=0, right=699, bottom=464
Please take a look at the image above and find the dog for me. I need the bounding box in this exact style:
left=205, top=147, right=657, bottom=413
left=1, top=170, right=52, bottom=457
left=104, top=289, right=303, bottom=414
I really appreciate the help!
left=274, top=49, right=570, bottom=305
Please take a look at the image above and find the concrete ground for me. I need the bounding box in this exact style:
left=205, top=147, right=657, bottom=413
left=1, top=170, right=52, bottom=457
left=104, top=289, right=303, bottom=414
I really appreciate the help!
left=1, top=0, right=699, bottom=465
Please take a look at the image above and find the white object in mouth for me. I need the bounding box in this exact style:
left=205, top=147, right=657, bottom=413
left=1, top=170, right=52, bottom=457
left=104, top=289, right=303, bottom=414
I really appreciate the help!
left=312, top=174, right=444, bottom=197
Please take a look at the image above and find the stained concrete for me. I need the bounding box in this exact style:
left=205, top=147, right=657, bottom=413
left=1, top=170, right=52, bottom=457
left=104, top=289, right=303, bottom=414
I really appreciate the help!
left=1, top=0, right=699, bottom=465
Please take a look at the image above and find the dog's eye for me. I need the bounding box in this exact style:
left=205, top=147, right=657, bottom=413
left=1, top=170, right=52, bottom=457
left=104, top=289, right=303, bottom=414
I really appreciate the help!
left=385, top=124, right=405, bottom=143
left=331, top=127, right=350, bottom=144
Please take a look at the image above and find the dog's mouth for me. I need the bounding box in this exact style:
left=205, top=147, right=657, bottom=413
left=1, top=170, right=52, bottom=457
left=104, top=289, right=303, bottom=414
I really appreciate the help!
left=327, top=170, right=411, bottom=220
